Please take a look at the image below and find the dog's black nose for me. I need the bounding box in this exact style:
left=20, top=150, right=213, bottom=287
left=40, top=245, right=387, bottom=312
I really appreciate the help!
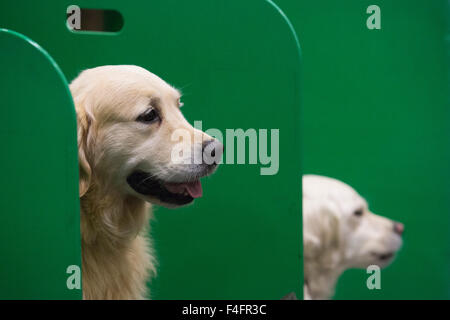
left=393, top=222, right=404, bottom=236
left=202, top=139, right=224, bottom=164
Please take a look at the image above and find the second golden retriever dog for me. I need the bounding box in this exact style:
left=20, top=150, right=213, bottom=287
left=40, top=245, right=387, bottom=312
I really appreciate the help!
left=303, top=175, right=404, bottom=300
left=70, top=65, right=223, bottom=299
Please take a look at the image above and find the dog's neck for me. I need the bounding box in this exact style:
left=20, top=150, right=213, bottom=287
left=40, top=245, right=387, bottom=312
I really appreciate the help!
left=79, top=178, right=151, bottom=249
left=304, top=251, right=346, bottom=300
left=79, top=179, right=154, bottom=299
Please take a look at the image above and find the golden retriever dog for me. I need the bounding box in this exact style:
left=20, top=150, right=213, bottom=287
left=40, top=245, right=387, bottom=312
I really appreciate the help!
left=302, top=175, right=404, bottom=300
left=70, top=65, right=223, bottom=299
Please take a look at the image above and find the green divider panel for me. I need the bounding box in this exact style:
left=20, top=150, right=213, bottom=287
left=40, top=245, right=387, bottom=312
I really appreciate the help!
left=275, top=0, right=450, bottom=299
left=0, top=29, right=81, bottom=299
left=0, top=0, right=302, bottom=299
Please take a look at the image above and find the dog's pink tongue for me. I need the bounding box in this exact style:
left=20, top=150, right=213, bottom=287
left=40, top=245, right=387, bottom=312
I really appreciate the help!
left=164, top=180, right=203, bottom=198
left=185, top=180, right=202, bottom=198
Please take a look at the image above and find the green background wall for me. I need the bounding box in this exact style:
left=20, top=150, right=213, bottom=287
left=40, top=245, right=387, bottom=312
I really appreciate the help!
left=275, top=0, right=450, bottom=299
left=0, top=29, right=81, bottom=300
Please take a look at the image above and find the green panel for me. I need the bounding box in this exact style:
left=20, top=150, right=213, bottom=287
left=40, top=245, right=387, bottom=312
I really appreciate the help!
left=0, top=29, right=81, bottom=299
left=0, top=0, right=302, bottom=299
left=275, top=0, right=450, bottom=299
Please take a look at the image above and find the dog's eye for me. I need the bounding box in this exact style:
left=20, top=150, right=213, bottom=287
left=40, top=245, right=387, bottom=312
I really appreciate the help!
left=136, top=109, right=159, bottom=124
left=354, top=209, right=364, bottom=217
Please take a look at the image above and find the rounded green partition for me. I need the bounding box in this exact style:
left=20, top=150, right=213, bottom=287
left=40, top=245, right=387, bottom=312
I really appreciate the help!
left=275, top=0, right=450, bottom=299
left=0, top=0, right=302, bottom=299
left=0, top=29, right=81, bottom=299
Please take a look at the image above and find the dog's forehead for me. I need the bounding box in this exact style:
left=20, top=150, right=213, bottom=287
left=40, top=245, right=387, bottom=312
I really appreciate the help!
left=108, top=66, right=179, bottom=98
left=303, top=175, right=367, bottom=209
left=73, top=65, right=181, bottom=120
left=79, top=65, right=178, bottom=101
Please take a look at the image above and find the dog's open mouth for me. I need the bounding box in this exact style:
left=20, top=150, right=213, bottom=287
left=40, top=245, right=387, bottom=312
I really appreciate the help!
left=371, top=251, right=395, bottom=261
left=127, top=171, right=203, bottom=205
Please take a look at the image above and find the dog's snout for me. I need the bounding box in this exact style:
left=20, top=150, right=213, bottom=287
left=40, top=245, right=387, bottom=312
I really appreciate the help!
left=393, top=222, right=404, bottom=236
left=202, top=139, right=224, bottom=163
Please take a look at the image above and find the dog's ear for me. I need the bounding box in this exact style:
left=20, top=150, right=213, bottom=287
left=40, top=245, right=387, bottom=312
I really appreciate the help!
left=76, top=106, right=94, bottom=197
left=303, top=204, right=340, bottom=259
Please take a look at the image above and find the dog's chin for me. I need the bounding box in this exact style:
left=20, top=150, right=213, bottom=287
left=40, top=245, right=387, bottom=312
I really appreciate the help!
left=126, top=170, right=210, bottom=208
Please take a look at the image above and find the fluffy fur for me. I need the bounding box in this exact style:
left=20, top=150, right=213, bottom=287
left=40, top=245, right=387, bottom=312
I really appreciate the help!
left=303, top=175, right=404, bottom=300
left=70, top=65, right=221, bottom=299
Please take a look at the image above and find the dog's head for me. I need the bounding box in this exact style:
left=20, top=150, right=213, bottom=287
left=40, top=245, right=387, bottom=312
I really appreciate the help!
left=70, top=65, right=223, bottom=207
left=303, top=175, right=403, bottom=269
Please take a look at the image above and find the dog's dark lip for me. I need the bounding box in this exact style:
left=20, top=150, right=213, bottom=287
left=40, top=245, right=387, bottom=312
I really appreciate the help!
left=126, top=170, right=195, bottom=205
left=371, top=251, right=395, bottom=261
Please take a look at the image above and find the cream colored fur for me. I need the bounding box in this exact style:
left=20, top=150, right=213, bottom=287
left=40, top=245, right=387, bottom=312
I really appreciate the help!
left=70, top=65, right=218, bottom=299
left=303, top=175, right=403, bottom=300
